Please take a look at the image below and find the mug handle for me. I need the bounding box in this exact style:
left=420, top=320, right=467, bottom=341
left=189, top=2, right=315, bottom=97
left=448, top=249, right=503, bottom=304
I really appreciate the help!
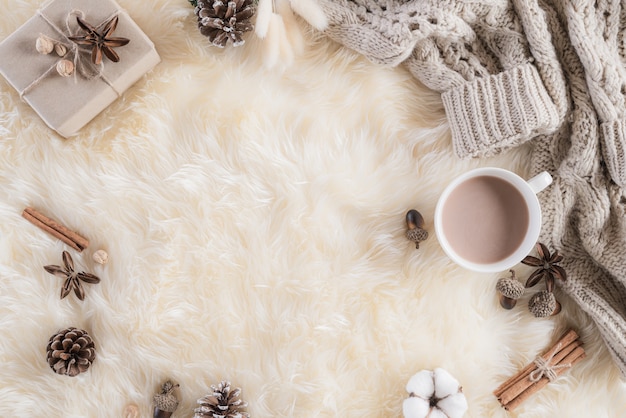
left=527, top=171, right=553, bottom=194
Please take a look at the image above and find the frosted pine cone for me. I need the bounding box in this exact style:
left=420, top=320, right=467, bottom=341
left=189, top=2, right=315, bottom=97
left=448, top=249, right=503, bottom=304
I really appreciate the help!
left=194, top=381, right=250, bottom=418
left=46, top=327, right=96, bottom=377
left=194, top=0, right=255, bottom=47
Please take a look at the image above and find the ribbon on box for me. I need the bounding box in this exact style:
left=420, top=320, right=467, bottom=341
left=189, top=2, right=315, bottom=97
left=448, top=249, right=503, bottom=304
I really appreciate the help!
left=19, top=9, right=124, bottom=99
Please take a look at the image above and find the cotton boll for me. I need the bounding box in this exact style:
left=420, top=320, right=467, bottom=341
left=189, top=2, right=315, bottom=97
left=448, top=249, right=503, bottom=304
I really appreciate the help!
left=289, top=0, right=328, bottom=30
left=429, top=408, right=449, bottom=418
left=437, top=393, right=468, bottom=418
left=406, top=370, right=434, bottom=398
left=402, top=396, right=430, bottom=418
left=403, top=369, right=467, bottom=418
left=433, top=368, right=460, bottom=398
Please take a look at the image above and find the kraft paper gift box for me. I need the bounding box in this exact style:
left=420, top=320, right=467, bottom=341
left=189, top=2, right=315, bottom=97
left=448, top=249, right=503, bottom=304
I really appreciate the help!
left=0, top=0, right=161, bottom=137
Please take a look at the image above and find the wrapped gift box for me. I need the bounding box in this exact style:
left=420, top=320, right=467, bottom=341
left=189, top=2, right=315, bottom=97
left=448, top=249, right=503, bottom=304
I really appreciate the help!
left=0, top=0, right=160, bottom=137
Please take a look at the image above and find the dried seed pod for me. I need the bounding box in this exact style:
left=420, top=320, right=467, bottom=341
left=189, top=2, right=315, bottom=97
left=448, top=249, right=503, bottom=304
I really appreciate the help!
left=495, top=270, right=525, bottom=309
left=54, top=43, right=68, bottom=57
left=153, top=380, right=180, bottom=418
left=528, top=290, right=560, bottom=318
left=56, top=59, right=74, bottom=77
left=36, top=35, right=55, bottom=54
left=92, top=249, right=109, bottom=265
left=405, top=209, right=428, bottom=249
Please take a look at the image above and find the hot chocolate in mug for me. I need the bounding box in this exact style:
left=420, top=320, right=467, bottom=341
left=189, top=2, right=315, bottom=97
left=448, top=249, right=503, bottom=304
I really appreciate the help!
left=434, top=167, right=552, bottom=273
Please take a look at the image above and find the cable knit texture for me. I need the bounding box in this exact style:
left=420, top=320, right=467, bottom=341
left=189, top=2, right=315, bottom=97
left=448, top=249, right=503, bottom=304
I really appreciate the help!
left=319, top=0, right=626, bottom=376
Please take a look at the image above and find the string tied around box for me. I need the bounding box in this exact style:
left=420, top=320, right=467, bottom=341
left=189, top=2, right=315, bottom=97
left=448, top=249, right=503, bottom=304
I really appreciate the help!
left=20, top=9, right=123, bottom=99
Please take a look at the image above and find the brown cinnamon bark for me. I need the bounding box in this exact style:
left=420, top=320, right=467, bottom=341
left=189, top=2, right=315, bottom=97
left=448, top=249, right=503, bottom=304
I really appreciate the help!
left=22, top=207, right=89, bottom=251
left=504, top=347, right=586, bottom=411
left=493, top=329, right=579, bottom=398
left=497, top=339, right=581, bottom=405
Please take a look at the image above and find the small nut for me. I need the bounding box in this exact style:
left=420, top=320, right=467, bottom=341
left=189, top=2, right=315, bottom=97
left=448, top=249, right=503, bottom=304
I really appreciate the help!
left=36, top=35, right=55, bottom=55
left=92, top=249, right=109, bottom=265
left=56, top=59, right=74, bottom=77
left=54, top=43, right=68, bottom=57
left=123, top=404, right=139, bottom=418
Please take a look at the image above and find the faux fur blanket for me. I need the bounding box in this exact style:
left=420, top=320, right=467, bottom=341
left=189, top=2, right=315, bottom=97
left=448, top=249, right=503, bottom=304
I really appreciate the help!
left=0, top=1, right=624, bottom=416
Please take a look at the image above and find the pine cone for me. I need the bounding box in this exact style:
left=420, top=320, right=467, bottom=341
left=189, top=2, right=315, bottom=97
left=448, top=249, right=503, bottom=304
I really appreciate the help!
left=194, top=381, right=250, bottom=418
left=46, top=327, right=96, bottom=377
left=194, top=0, right=255, bottom=48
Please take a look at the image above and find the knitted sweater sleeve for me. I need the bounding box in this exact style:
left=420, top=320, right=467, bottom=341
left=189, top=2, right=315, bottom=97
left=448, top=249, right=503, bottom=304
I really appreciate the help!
left=319, top=0, right=568, bottom=159
left=404, top=0, right=568, bottom=158
left=566, top=0, right=626, bottom=186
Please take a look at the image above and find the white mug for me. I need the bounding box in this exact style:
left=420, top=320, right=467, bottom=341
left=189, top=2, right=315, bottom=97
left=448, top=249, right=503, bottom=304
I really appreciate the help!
left=434, top=167, right=552, bottom=273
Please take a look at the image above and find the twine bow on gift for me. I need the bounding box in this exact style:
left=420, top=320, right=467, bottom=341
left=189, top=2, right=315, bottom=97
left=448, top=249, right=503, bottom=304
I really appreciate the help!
left=19, top=9, right=126, bottom=99
left=529, top=342, right=572, bottom=382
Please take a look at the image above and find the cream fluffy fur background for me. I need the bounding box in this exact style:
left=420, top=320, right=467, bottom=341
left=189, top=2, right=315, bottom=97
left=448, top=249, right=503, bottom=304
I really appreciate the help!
left=0, top=0, right=625, bottom=417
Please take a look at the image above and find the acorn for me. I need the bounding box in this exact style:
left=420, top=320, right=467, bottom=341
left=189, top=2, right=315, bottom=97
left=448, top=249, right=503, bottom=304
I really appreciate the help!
left=528, top=290, right=561, bottom=318
left=495, top=269, right=525, bottom=309
left=405, top=209, right=428, bottom=249
left=153, top=381, right=180, bottom=418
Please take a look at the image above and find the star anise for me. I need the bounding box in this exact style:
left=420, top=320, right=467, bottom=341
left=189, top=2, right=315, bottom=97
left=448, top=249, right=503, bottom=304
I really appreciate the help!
left=68, top=15, right=130, bottom=65
left=522, top=242, right=567, bottom=291
left=44, top=251, right=100, bottom=300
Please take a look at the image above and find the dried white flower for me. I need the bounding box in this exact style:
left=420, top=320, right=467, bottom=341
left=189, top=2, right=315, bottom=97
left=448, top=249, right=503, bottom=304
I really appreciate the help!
left=35, top=35, right=55, bottom=55
left=403, top=368, right=468, bottom=418
left=92, top=249, right=109, bottom=265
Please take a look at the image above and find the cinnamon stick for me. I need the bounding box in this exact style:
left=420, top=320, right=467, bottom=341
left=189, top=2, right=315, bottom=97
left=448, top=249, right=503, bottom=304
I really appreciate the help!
left=504, top=347, right=586, bottom=411
left=493, top=329, right=579, bottom=398
left=498, top=339, right=582, bottom=405
left=22, top=207, right=89, bottom=251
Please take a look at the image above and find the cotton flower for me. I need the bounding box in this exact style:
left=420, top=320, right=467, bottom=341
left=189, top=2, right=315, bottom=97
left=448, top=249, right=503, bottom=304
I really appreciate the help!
left=403, top=368, right=468, bottom=418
